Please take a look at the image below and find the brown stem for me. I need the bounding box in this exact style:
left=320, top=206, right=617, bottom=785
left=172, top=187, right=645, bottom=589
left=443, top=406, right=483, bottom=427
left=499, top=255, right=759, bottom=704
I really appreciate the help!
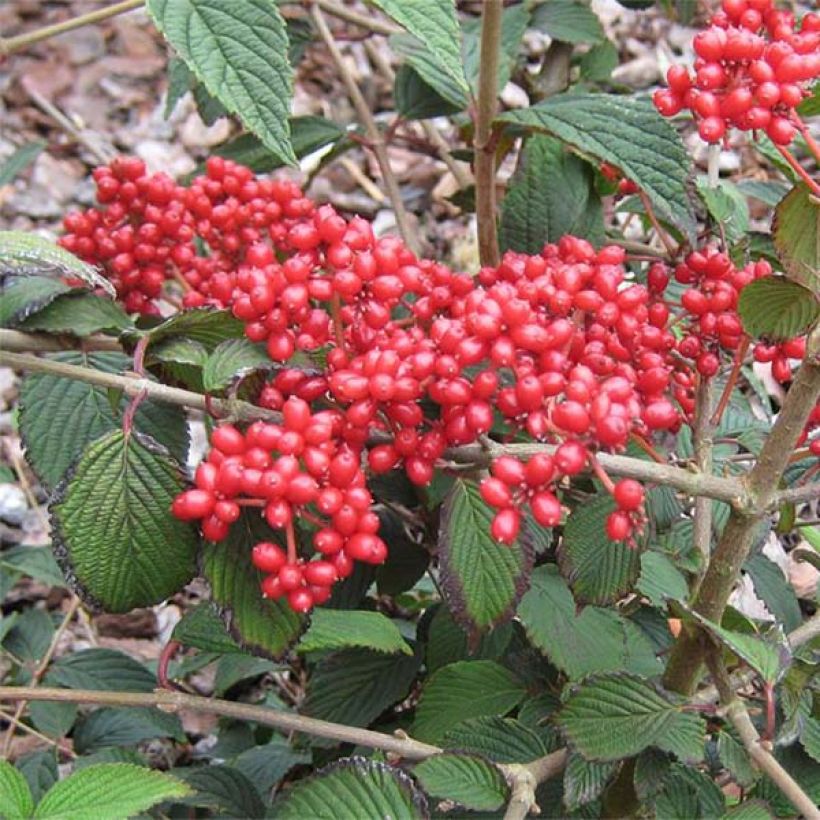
left=691, top=378, right=714, bottom=592
left=710, top=337, right=750, bottom=427
left=773, top=143, right=820, bottom=198
left=0, top=329, right=122, bottom=353
left=309, top=3, right=419, bottom=256
left=0, top=0, right=144, bottom=55
left=665, top=331, right=820, bottom=694
left=310, top=0, right=400, bottom=36
left=638, top=190, right=678, bottom=258
left=473, top=0, right=503, bottom=268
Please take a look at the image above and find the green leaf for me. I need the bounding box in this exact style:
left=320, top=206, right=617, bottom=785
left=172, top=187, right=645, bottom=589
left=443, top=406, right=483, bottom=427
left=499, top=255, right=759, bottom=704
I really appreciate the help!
left=414, top=753, right=509, bottom=812
left=299, top=609, right=412, bottom=655
left=390, top=33, right=469, bottom=109
left=176, top=765, right=266, bottom=818
left=372, top=0, right=468, bottom=100
left=172, top=602, right=241, bottom=653
left=499, top=94, right=695, bottom=238
left=144, top=306, right=245, bottom=349
left=2, top=609, right=54, bottom=664
left=0, top=760, right=35, bottom=820
left=723, top=800, right=775, bottom=819
left=33, top=763, right=190, bottom=820
left=214, top=652, right=280, bottom=695
left=736, top=179, right=791, bottom=208
left=374, top=507, right=430, bottom=596
left=517, top=566, right=661, bottom=679
left=442, top=716, right=551, bottom=762
left=531, top=0, right=604, bottom=43
left=19, top=351, right=188, bottom=490
left=16, top=752, right=58, bottom=804
left=148, top=337, right=208, bottom=390
left=72, top=708, right=184, bottom=754
left=499, top=135, right=604, bottom=254
left=394, top=65, right=462, bottom=120
left=718, top=730, right=757, bottom=788
left=0, top=232, right=114, bottom=296
left=437, top=479, right=534, bottom=638
left=0, top=141, right=46, bottom=186
left=563, top=753, right=619, bottom=811
left=0, top=546, right=65, bottom=587
left=633, top=748, right=672, bottom=801
left=164, top=56, right=194, bottom=118
left=275, top=757, right=427, bottom=819
left=20, top=292, right=132, bottom=337
left=413, top=660, right=526, bottom=743
left=200, top=510, right=305, bottom=659
left=559, top=493, right=641, bottom=604
left=557, top=675, right=705, bottom=763
left=652, top=763, right=725, bottom=819
left=49, top=430, right=198, bottom=612
left=800, top=716, right=820, bottom=764
left=0, top=275, right=73, bottom=327
left=300, top=646, right=422, bottom=729
left=46, top=649, right=157, bottom=692
left=146, top=0, right=295, bottom=166
left=743, top=554, right=802, bottom=632
left=738, top=277, right=820, bottom=341
left=773, top=183, right=820, bottom=292
left=425, top=605, right=512, bottom=674
left=462, top=4, right=530, bottom=96
left=696, top=177, right=750, bottom=245
left=580, top=40, right=618, bottom=83
left=232, top=739, right=311, bottom=794
left=202, top=337, right=272, bottom=392
left=209, top=116, right=346, bottom=174
left=637, top=551, right=689, bottom=608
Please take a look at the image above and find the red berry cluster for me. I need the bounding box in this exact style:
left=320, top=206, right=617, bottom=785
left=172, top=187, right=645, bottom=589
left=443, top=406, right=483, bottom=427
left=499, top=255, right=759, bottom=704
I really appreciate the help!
left=171, top=397, right=386, bottom=612
left=654, top=0, right=820, bottom=144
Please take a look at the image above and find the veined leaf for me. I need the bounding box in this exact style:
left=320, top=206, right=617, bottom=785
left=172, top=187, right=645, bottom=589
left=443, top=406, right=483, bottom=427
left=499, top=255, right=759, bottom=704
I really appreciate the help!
left=0, top=760, right=34, bottom=820
left=298, top=609, right=412, bottom=655
left=531, top=0, right=605, bottom=43
left=414, top=753, right=508, bottom=812
left=738, top=277, right=820, bottom=341
left=773, top=183, right=820, bottom=292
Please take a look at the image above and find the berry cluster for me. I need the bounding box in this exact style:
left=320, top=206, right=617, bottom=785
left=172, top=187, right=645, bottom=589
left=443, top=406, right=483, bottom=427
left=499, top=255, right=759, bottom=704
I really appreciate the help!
left=653, top=0, right=820, bottom=144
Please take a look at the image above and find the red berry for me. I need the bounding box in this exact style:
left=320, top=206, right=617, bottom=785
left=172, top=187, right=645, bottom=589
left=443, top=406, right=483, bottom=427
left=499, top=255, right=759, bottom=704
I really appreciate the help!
left=490, top=508, right=520, bottom=544
left=252, top=542, right=287, bottom=573
left=613, top=479, right=644, bottom=512
left=606, top=510, right=632, bottom=541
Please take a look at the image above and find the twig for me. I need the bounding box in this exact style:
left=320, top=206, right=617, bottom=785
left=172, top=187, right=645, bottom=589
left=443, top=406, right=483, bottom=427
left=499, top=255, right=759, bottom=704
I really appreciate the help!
left=770, top=481, right=820, bottom=509
left=1, top=598, right=81, bottom=756
left=474, top=0, right=503, bottom=268
left=773, top=143, right=820, bottom=198
left=0, top=328, right=122, bottom=353
left=0, top=0, right=144, bottom=55
left=502, top=750, right=569, bottom=820
left=309, top=2, right=419, bottom=255
left=339, top=156, right=386, bottom=203
left=311, top=0, right=400, bottom=36
left=0, top=707, right=75, bottom=758
left=707, top=144, right=721, bottom=188
left=637, top=190, right=678, bottom=258
left=691, top=378, right=714, bottom=592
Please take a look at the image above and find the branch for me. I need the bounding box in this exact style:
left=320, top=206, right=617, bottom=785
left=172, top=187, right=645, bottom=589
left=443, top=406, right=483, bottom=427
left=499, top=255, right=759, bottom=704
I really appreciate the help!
left=0, top=328, right=121, bottom=353
left=473, top=0, right=503, bottom=268
left=692, top=378, right=715, bottom=591
left=771, top=481, right=820, bottom=509
left=502, top=750, right=569, bottom=820
left=0, top=0, right=144, bottom=55
left=312, top=0, right=400, bottom=36
left=309, top=2, right=419, bottom=256
left=0, top=340, right=748, bottom=504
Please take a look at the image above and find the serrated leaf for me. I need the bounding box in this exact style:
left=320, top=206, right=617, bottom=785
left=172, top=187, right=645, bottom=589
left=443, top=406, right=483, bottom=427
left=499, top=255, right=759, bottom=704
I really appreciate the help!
left=559, top=493, right=641, bottom=604
left=773, top=183, right=820, bottom=292
left=637, top=551, right=689, bottom=608
left=275, top=757, right=428, bottom=819
left=499, top=135, right=605, bottom=254
left=33, top=763, right=190, bottom=820
left=394, top=65, right=462, bottom=120
left=556, top=674, right=705, bottom=763
left=413, top=660, right=526, bottom=744
left=499, top=94, right=695, bottom=238
left=372, top=0, right=468, bottom=100
left=531, top=0, right=604, bottom=43
left=72, top=708, right=184, bottom=754
left=176, top=765, right=266, bottom=818
left=202, top=337, right=272, bottom=392
left=800, top=717, right=820, bottom=764
left=299, top=609, right=412, bottom=655
left=743, top=554, right=802, bottom=632
left=390, top=33, right=469, bottom=109
left=696, top=177, right=750, bottom=245
left=20, top=292, right=132, bottom=336
left=147, top=0, right=295, bottom=165
left=653, top=763, right=725, bottom=819
left=723, top=800, right=775, bottom=819
left=563, top=753, right=619, bottom=811
left=164, top=57, right=193, bottom=118
left=414, top=753, right=508, bottom=812
left=0, top=760, right=35, bottom=820
left=374, top=507, right=430, bottom=596
left=0, top=546, right=65, bottom=587
left=0, top=232, right=114, bottom=295
left=208, top=116, right=346, bottom=174
left=200, top=510, right=305, bottom=659
left=0, top=141, right=46, bottom=186
left=232, top=739, right=311, bottom=794
left=425, top=605, right=512, bottom=674
left=0, top=275, right=73, bottom=327
left=736, top=179, right=791, bottom=208
left=15, top=752, right=58, bottom=804
left=517, top=566, right=661, bottom=679
left=144, top=306, right=245, bottom=349
left=50, top=430, right=198, bottom=612
left=580, top=39, right=618, bottom=82
left=45, top=648, right=157, bottom=692
left=462, top=4, right=530, bottom=96
left=437, top=479, right=534, bottom=638
left=300, top=646, right=422, bottom=730
left=172, top=601, right=240, bottom=653
left=19, top=351, right=189, bottom=490
left=214, top=652, right=280, bottom=695
left=718, top=730, right=758, bottom=788
left=442, top=716, right=551, bottom=762
left=633, top=748, right=672, bottom=800
left=2, top=608, right=54, bottom=664
left=738, top=277, right=819, bottom=341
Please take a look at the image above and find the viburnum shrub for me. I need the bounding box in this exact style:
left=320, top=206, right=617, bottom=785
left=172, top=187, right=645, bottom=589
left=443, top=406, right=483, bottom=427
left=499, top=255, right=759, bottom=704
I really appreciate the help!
left=1, top=0, right=820, bottom=817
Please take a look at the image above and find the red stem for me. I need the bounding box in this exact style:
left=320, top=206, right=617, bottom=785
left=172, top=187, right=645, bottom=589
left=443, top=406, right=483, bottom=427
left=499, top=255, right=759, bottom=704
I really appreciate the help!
left=589, top=455, right=616, bottom=494
left=711, top=337, right=750, bottom=427
left=793, top=113, right=820, bottom=170
left=285, top=519, right=297, bottom=564
left=773, top=143, right=820, bottom=198
left=157, top=640, right=182, bottom=691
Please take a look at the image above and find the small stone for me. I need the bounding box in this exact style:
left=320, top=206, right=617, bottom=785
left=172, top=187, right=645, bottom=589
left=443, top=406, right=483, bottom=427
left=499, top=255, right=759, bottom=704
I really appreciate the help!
left=500, top=82, right=529, bottom=109
left=0, top=484, right=28, bottom=525
left=180, top=112, right=233, bottom=149
left=55, top=27, right=106, bottom=65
